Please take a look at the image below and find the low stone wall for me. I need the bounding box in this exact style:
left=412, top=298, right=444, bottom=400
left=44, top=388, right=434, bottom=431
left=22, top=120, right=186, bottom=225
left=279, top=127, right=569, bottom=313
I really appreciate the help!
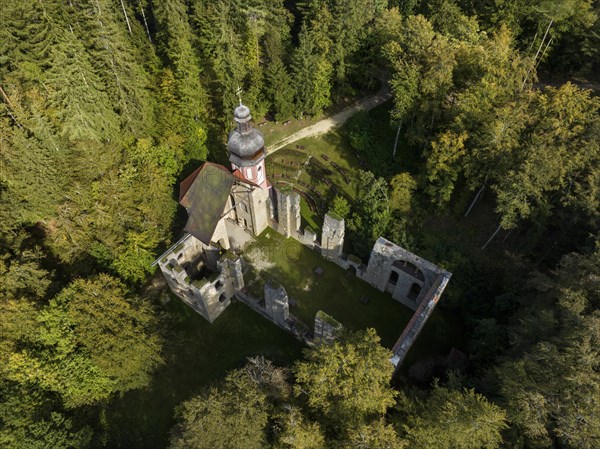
left=296, top=226, right=318, bottom=249
left=314, top=310, right=343, bottom=344
left=234, top=289, right=310, bottom=343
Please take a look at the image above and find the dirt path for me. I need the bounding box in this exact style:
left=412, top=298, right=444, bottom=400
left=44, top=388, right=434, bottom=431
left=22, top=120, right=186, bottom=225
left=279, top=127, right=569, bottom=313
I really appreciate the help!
left=266, top=81, right=392, bottom=154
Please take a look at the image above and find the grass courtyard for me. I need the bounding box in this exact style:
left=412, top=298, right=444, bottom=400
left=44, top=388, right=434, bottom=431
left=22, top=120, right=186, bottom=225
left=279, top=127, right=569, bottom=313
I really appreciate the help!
left=243, top=228, right=461, bottom=357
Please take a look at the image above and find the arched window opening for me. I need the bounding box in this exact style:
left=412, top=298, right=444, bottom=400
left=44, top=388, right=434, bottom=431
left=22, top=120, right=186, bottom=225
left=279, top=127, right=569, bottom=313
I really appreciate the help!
left=408, top=283, right=422, bottom=300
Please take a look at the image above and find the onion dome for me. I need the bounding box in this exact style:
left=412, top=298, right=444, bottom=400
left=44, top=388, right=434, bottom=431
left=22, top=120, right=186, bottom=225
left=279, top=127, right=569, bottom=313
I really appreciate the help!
left=227, top=103, right=265, bottom=167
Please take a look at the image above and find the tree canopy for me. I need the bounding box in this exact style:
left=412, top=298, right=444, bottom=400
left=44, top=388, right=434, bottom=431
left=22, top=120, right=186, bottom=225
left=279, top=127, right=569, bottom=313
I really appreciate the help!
left=1, top=0, right=598, bottom=447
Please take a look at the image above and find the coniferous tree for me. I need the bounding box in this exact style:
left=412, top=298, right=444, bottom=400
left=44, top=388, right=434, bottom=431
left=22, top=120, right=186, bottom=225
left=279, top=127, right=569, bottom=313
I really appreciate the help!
left=263, top=28, right=294, bottom=121
left=45, top=26, right=119, bottom=142
left=292, top=22, right=333, bottom=116
left=78, top=0, right=156, bottom=136
left=154, top=0, right=209, bottom=161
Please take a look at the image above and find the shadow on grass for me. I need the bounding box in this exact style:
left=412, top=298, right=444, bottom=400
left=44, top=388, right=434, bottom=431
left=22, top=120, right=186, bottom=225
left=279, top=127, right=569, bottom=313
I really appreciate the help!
left=100, top=300, right=303, bottom=449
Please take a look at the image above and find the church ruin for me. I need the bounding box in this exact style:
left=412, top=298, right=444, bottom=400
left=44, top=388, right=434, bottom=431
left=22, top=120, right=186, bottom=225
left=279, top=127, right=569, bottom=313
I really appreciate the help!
left=155, top=103, right=451, bottom=372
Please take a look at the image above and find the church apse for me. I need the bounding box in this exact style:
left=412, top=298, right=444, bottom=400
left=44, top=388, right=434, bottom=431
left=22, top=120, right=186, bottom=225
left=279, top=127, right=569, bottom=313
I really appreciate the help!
left=364, top=237, right=449, bottom=311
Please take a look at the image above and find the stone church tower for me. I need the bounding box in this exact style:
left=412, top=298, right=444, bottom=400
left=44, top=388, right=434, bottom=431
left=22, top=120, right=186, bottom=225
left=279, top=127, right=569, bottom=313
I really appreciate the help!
left=223, top=103, right=271, bottom=237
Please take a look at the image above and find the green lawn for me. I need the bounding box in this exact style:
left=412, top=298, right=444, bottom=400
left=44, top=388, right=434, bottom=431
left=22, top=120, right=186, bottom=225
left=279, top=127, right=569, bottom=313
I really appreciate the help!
left=300, top=196, right=322, bottom=232
left=265, top=129, right=362, bottom=222
left=264, top=101, right=417, bottom=216
left=267, top=131, right=360, bottom=199
left=101, top=299, right=303, bottom=449
left=243, top=228, right=461, bottom=356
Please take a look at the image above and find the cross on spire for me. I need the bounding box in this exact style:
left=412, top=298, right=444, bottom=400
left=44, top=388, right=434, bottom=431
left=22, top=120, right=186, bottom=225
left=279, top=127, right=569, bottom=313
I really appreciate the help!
left=235, top=86, right=243, bottom=105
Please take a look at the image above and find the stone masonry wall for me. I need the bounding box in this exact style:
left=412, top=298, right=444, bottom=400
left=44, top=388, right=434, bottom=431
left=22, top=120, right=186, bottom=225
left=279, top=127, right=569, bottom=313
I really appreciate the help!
left=264, top=281, right=289, bottom=325
left=313, top=310, right=342, bottom=344
left=320, top=212, right=345, bottom=260
left=157, top=205, right=452, bottom=376
left=364, top=237, right=450, bottom=311
left=157, top=235, right=244, bottom=322
left=276, top=187, right=300, bottom=238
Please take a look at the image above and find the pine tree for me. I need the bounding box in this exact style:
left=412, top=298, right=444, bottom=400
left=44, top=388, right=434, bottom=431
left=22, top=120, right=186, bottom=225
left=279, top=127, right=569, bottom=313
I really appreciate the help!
left=263, top=28, right=295, bottom=121
left=77, top=0, right=156, bottom=136
left=154, top=0, right=209, bottom=161
left=292, top=25, right=333, bottom=116
left=44, top=26, right=119, bottom=142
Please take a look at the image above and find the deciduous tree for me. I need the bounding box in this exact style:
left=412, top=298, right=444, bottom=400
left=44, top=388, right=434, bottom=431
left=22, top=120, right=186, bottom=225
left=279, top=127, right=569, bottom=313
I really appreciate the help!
left=169, top=369, right=268, bottom=449
left=3, top=275, right=163, bottom=408
left=294, top=329, right=396, bottom=427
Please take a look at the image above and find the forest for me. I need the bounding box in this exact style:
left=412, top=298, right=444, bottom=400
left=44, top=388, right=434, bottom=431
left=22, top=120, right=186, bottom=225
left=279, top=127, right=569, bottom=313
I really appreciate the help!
left=0, top=0, right=598, bottom=448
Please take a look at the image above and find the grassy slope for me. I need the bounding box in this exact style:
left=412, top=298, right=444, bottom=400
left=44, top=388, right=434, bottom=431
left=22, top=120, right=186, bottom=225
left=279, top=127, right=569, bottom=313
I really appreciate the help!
left=266, top=130, right=360, bottom=200
left=264, top=101, right=416, bottom=215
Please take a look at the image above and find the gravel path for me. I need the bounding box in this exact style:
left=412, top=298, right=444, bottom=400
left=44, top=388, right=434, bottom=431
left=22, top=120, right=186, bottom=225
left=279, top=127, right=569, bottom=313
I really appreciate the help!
left=266, top=81, right=392, bottom=155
